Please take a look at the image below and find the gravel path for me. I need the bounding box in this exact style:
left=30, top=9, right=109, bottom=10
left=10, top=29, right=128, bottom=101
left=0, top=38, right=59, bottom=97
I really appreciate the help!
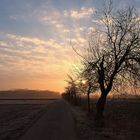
left=19, top=100, right=78, bottom=140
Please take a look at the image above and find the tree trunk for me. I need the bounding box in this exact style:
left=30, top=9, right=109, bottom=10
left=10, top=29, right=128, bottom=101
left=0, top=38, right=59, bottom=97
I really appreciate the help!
left=95, top=93, right=107, bottom=120
left=87, top=92, right=90, bottom=113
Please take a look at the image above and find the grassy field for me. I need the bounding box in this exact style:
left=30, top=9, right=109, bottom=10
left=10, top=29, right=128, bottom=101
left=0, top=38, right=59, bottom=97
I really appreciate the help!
left=71, top=98, right=140, bottom=140
left=0, top=89, right=60, bottom=140
left=0, top=104, right=48, bottom=140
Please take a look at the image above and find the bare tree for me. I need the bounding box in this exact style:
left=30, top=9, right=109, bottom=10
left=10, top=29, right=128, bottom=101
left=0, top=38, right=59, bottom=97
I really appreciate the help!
left=65, top=75, right=78, bottom=104
left=82, top=4, right=140, bottom=119
left=77, top=69, right=98, bottom=113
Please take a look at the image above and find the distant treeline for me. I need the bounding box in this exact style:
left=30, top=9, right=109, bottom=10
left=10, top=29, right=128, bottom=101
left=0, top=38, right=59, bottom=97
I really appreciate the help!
left=0, top=89, right=60, bottom=99
left=0, top=89, right=59, bottom=94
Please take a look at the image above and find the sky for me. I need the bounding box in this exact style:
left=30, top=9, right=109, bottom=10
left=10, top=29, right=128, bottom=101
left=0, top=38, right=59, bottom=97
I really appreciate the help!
left=0, top=0, right=139, bottom=92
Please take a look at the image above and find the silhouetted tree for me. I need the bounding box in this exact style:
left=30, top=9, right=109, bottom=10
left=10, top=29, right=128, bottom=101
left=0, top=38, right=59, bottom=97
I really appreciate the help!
left=81, top=3, right=140, bottom=119
left=65, top=75, right=78, bottom=104
left=77, top=69, right=98, bottom=113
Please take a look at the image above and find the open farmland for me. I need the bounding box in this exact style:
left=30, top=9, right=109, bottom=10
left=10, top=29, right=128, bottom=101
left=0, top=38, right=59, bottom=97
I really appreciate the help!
left=0, top=90, right=60, bottom=140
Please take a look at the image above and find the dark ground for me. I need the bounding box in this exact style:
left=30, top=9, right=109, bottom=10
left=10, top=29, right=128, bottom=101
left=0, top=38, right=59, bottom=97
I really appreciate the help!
left=0, top=98, right=140, bottom=140
left=71, top=98, right=140, bottom=140
left=0, top=104, right=47, bottom=140
left=19, top=100, right=77, bottom=140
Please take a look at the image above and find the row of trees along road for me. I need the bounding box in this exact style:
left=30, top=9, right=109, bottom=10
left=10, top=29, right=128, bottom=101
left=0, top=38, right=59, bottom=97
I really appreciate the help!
left=63, top=2, right=140, bottom=120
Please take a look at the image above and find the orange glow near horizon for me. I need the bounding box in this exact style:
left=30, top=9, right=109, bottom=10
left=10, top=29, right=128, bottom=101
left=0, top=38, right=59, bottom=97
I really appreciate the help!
left=0, top=59, right=78, bottom=93
left=0, top=79, right=67, bottom=93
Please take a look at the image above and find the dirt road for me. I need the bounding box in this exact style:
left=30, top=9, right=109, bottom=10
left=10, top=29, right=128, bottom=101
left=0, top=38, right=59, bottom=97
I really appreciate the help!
left=19, top=100, right=77, bottom=140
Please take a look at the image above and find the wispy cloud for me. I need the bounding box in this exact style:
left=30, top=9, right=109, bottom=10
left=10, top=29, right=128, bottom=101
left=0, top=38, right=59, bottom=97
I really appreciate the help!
left=6, top=34, right=47, bottom=46
left=0, top=31, right=79, bottom=90
left=0, top=0, right=105, bottom=91
left=64, top=7, right=96, bottom=19
left=0, top=41, right=11, bottom=47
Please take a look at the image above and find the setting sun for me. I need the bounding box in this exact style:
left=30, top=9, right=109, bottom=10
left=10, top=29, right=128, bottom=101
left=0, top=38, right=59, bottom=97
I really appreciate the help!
left=81, top=80, right=86, bottom=85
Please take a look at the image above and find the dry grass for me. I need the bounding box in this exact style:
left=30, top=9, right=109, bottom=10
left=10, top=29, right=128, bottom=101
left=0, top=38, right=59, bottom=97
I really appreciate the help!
left=71, top=98, right=140, bottom=140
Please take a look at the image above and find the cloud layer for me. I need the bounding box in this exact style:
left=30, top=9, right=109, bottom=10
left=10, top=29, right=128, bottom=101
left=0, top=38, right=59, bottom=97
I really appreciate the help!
left=0, top=0, right=139, bottom=92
